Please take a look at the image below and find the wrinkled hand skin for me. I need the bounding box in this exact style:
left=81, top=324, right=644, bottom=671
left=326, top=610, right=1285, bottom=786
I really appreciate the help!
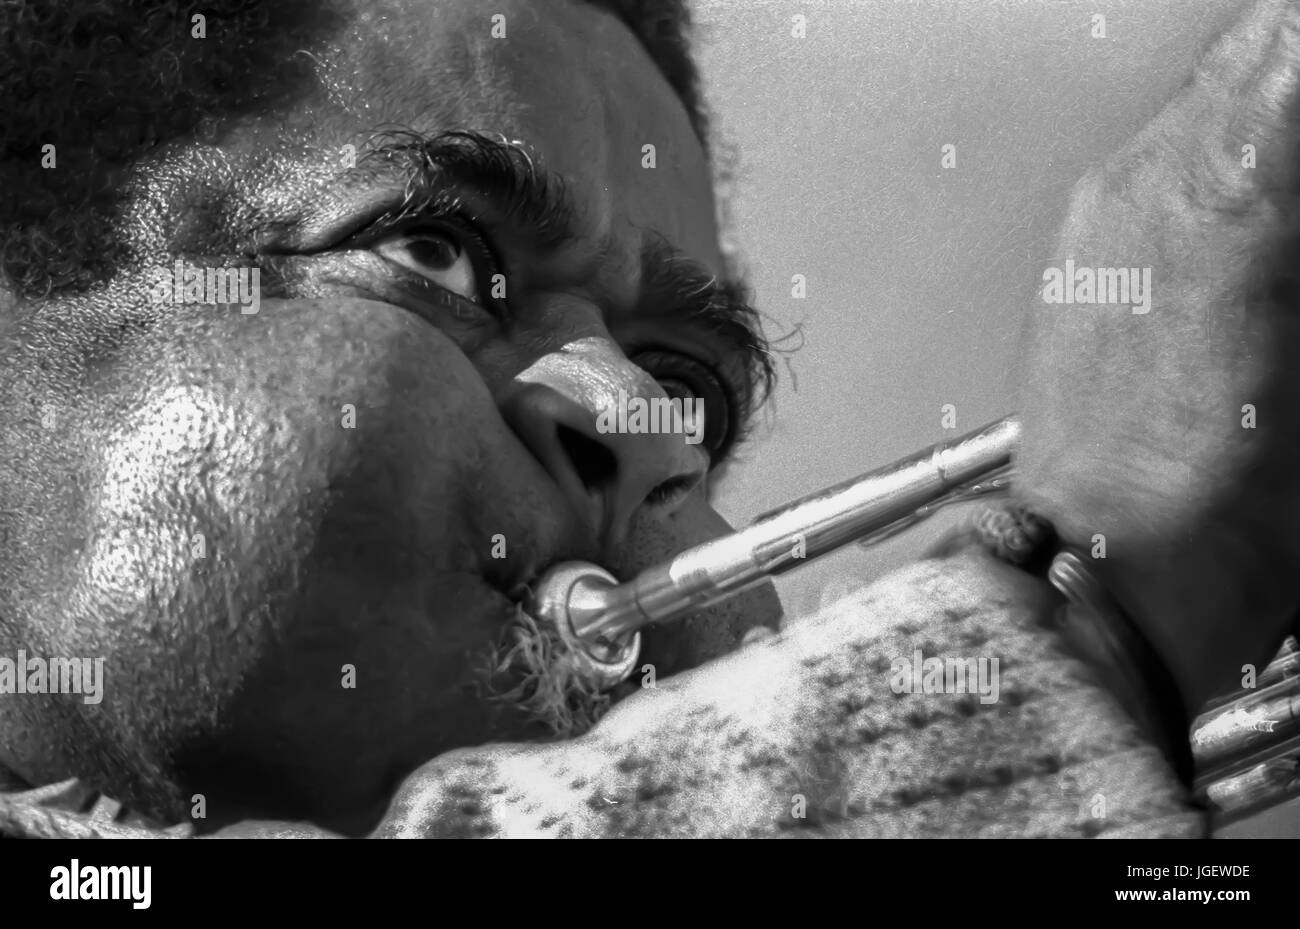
left=211, top=549, right=1202, bottom=839
left=1016, top=0, right=1300, bottom=715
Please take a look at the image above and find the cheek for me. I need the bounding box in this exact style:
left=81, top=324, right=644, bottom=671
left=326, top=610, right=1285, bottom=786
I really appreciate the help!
left=17, top=296, right=567, bottom=825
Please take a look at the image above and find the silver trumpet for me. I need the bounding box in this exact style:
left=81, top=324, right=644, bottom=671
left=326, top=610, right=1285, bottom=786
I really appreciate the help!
left=526, top=416, right=1019, bottom=691
left=524, top=415, right=1300, bottom=824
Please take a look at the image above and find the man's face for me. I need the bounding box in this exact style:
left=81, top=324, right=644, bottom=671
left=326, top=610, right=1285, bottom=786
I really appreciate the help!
left=0, top=0, right=780, bottom=833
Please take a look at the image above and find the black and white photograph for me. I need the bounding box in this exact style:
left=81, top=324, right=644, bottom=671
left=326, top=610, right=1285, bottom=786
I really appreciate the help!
left=1, top=0, right=1298, bottom=906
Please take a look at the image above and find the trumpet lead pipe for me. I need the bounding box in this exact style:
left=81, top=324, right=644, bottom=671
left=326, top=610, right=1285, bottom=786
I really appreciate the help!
left=572, top=416, right=1020, bottom=646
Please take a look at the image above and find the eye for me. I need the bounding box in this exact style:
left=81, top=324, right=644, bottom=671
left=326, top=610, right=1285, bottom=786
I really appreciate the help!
left=631, top=349, right=735, bottom=458
left=370, top=219, right=502, bottom=310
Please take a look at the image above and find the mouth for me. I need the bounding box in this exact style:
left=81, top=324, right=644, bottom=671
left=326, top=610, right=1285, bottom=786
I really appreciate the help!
left=478, top=556, right=630, bottom=740
left=488, top=533, right=628, bottom=600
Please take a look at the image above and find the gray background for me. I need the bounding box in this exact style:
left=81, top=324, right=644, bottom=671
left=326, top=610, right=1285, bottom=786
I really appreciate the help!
left=695, top=0, right=1295, bottom=839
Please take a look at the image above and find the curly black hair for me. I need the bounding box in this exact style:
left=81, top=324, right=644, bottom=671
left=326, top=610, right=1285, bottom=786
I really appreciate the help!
left=0, top=0, right=710, bottom=299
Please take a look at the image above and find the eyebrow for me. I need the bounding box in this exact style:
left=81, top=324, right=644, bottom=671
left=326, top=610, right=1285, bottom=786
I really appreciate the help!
left=359, top=128, right=775, bottom=444
left=359, top=128, right=579, bottom=252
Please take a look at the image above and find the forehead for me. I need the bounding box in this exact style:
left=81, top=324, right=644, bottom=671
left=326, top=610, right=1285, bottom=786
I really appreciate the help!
left=304, top=0, right=722, bottom=275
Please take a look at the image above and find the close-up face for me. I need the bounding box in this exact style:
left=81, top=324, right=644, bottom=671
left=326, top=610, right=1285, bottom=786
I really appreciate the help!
left=0, top=0, right=781, bottom=834
left=8, top=0, right=1300, bottom=852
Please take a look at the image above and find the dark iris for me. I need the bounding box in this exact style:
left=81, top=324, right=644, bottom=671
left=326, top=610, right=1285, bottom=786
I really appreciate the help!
left=630, top=348, right=734, bottom=458
left=369, top=215, right=506, bottom=315
left=404, top=232, right=461, bottom=270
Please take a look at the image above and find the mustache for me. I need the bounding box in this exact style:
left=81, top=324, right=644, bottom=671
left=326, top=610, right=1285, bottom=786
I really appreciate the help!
left=476, top=601, right=613, bottom=740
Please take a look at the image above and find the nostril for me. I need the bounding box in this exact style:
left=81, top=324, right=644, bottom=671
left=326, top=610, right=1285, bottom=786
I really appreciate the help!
left=556, top=424, right=618, bottom=491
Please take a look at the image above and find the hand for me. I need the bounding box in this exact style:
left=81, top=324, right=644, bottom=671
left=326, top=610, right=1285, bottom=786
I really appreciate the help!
left=1015, top=0, right=1300, bottom=714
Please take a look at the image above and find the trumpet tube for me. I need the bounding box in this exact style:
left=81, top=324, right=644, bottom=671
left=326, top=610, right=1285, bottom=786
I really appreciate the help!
left=1193, top=636, right=1300, bottom=823
left=525, top=416, right=1019, bottom=692
left=578, top=416, right=1017, bottom=647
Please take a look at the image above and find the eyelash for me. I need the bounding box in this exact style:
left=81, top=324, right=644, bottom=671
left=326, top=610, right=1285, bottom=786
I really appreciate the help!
left=632, top=349, right=735, bottom=458
left=347, top=207, right=508, bottom=314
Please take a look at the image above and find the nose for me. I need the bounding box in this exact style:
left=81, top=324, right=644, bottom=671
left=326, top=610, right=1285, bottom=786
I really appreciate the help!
left=500, top=337, right=708, bottom=550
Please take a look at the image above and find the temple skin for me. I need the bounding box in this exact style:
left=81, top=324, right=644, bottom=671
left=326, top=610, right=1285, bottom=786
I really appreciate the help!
left=2, top=0, right=1300, bottom=839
